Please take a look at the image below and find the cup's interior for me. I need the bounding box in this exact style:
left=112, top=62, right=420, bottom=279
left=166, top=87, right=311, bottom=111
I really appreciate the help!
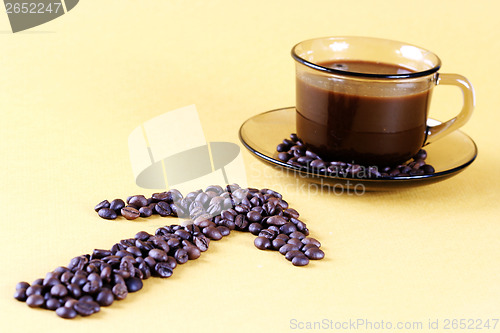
left=292, top=36, right=441, bottom=78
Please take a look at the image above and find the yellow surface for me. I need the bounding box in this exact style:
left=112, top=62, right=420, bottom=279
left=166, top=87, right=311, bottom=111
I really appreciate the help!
left=1, top=1, right=499, bottom=332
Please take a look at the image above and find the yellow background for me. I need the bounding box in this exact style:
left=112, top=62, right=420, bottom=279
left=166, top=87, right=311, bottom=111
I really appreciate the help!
left=1, top=1, right=499, bottom=332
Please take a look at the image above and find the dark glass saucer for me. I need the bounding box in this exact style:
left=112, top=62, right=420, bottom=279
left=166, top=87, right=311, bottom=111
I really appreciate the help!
left=239, top=107, right=477, bottom=191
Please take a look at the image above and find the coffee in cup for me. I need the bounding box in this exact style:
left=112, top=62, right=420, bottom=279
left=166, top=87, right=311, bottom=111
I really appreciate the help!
left=292, top=36, right=475, bottom=166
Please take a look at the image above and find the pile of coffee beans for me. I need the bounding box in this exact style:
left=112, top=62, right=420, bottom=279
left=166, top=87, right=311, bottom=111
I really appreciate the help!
left=14, top=185, right=324, bottom=319
left=276, top=134, right=435, bottom=178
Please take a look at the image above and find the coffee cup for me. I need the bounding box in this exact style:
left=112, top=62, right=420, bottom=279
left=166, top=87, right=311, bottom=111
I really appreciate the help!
left=292, top=36, right=475, bottom=166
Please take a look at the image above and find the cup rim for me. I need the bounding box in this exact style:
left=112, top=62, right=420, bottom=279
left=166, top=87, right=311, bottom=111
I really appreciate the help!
left=291, top=36, right=442, bottom=79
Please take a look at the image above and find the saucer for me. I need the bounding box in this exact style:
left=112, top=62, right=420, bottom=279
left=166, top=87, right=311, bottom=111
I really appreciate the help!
left=239, top=107, right=477, bottom=191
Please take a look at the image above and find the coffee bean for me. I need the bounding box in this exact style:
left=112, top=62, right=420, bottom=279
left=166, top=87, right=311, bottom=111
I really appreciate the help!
left=94, top=200, right=110, bottom=212
left=26, top=285, right=42, bottom=297
left=121, top=206, right=140, bottom=220
left=139, top=206, right=153, bottom=217
left=13, top=288, right=27, bottom=301
left=148, top=249, right=168, bottom=262
left=272, top=238, right=287, bottom=250
left=26, top=294, right=44, bottom=308
left=128, top=195, right=148, bottom=208
left=305, top=247, right=325, bottom=260
left=234, top=214, right=249, bottom=230
left=108, top=199, right=125, bottom=213
left=287, top=238, right=303, bottom=248
left=153, top=201, right=171, bottom=217
left=82, top=280, right=100, bottom=294
left=203, top=226, right=222, bottom=240
left=67, top=283, right=82, bottom=299
left=258, top=229, right=277, bottom=240
left=279, top=244, right=300, bottom=255
left=74, top=300, right=97, bottom=316
left=280, top=222, right=297, bottom=235
left=254, top=236, right=271, bottom=250
left=302, top=237, right=321, bottom=248
left=216, top=226, right=230, bottom=237
left=193, top=235, right=210, bottom=252
left=125, top=277, right=143, bottom=292
left=45, top=298, right=62, bottom=310
left=154, top=262, right=173, bottom=278
left=285, top=250, right=303, bottom=261
left=174, top=248, right=189, bottom=264
left=182, top=241, right=201, bottom=260
left=50, top=284, right=68, bottom=297
left=152, top=191, right=172, bottom=203
left=423, top=164, right=435, bottom=174
left=56, top=306, right=77, bottom=319
left=112, top=283, right=128, bottom=300
left=248, top=223, right=263, bottom=236
left=16, top=281, right=30, bottom=290
left=289, top=231, right=306, bottom=240
left=292, top=255, right=309, bottom=266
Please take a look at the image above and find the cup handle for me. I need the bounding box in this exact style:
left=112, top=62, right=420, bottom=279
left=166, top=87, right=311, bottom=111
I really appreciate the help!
left=426, top=73, right=475, bottom=144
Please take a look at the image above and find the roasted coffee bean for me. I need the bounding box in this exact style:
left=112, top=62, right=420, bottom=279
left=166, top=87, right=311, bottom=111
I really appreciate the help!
left=254, top=236, right=272, bottom=250
left=26, top=294, right=44, bottom=308
left=258, top=229, right=277, bottom=240
left=302, top=243, right=319, bottom=252
left=272, top=238, right=287, bottom=250
left=26, top=285, right=42, bottom=297
left=16, top=281, right=30, bottom=290
left=50, top=284, right=68, bottom=297
left=112, top=283, right=128, bottom=300
left=276, top=233, right=290, bottom=242
left=154, top=262, right=173, bottom=278
left=56, top=306, right=77, bottom=319
left=289, top=231, right=306, bottom=240
left=287, top=238, right=303, bottom=248
left=148, top=249, right=168, bottom=262
left=423, top=164, right=435, bottom=174
left=292, top=255, right=309, bottom=266
left=95, top=289, right=114, bottom=306
left=280, top=222, right=297, bottom=235
left=97, top=207, right=117, bottom=220
left=139, top=206, right=153, bottom=217
left=247, top=210, right=262, bottom=222
left=302, top=237, right=321, bottom=248
left=82, top=280, right=100, bottom=294
left=203, top=226, right=222, bottom=240
left=193, top=235, right=210, bottom=252
left=174, top=248, right=189, bottom=264
left=121, top=206, right=140, bottom=220
left=135, top=231, right=151, bottom=241
left=45, top=298, right=62, bottom=310
left=94, top=200, right=110, bottom=212
left=67, top=283, right=82, bottom=299
left=216, top=226, right=230, bottom=237
left=154, top=201, right=172, bottom=217
left=279, top=244, right=299, bottom=255
left=182, top=241, right=201, bottom=260
left=152, top=191, right=172, bottom=203
left=13, top=288, right=27, bottom=301
left=128, top=195, right=148, bottom=208
left=305, top=247, right=325, bottom=260
left=74, top=300, right=99, bottom=316
left=285, top=250, right=303, bottom=261
left=248, top=223, right=263, bottom=236
left=234, top=214, right=249, bottom=230
left=109, top=199, right=125, bottom=213
left=174, top=229, right=191, bottom=240
left=125, top=277, right=143, bottom=292
left=68, top=256, right=88, bottom=272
